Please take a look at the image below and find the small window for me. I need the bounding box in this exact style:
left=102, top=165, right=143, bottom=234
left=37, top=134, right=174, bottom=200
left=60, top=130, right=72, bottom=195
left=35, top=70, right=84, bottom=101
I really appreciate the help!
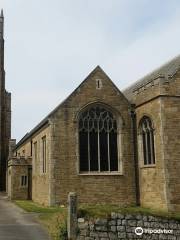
left=139, top=116, right=155, bottom=165
left=34, top=142, right=37, bottom=172
left=30, top=140, right=33, bottom=156
left=34, top=142, right=37, bottom=161
left=42, top=136, right=47, bottom=173
left=22, top=149, right=25, bottom=156
left=21, top=175, right=27, bottom=186
left=96, top=79, right=102, bottom=89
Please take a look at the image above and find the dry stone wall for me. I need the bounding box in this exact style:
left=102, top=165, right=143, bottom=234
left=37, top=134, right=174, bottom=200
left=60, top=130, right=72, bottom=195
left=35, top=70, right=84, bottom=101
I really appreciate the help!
left=78, top=213, right=180, bottom=240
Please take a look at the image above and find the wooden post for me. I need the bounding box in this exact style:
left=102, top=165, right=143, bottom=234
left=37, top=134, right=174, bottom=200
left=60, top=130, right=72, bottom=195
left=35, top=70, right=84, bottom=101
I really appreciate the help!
left=67, top=192, right=78, bottom=240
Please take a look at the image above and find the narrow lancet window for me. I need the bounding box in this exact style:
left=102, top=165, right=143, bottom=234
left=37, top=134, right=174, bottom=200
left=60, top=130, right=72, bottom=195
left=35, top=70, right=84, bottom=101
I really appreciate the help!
left=140, top=116, right=155, bottom=165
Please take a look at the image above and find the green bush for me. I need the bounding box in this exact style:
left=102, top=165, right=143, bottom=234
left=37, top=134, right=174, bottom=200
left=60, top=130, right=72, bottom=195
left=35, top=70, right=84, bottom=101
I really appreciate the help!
left=59, top=221, right=68, bottom=240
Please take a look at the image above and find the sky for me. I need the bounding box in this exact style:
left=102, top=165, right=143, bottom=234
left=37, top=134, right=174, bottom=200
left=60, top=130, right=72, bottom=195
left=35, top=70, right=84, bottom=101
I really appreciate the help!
left=1, top=0, right=180, bottom=141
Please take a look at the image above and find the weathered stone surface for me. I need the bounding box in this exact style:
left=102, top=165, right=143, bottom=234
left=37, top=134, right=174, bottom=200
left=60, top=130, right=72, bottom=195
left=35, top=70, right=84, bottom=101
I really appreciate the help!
left=117, top=219, right=121, bottom=226
left=143, top=216, right=148, bottom=221
left=95, top=226, right=107, bottom=232
left=117, top=226, right=125, bottom=232
left=127, top=220, right=137, bottom=227
left=169, top=223, right=178, bottom=229
left=117, top=214, right=124, bottom=219
left=108, top=220, right=116, bottom=226
left=151, top=234, right=159, bottom=240
left=137, top=220, right=143, bottom=227
left=111, top=212, right=118, bottom=219
left=108, top=232, right=117, bottom=239
left=90, top=232, right=99, bottom=238
left=148, top=216, right=157, bottom=221
left=135, top=214, right=142, bottom=220
left=98, top=232, right=108, bottom=238
left=79, top=223, right=89, bottom=230
left=95, top=219, right=108, bottom=225
left=89, top=224, right=95, bottom=231
left=118, top=232, right=126, bottom=239
left=150, top=221, right=160, bottom=228
left=110, top=226, right=116, bottom=232
left=80, top=229, right=90, bottom=236
left=78, top=213, right=180, bottom=239
left=121, top=220, right=126, bottom=226
left=144, top=221, right=151, bottom=227
left=159, top=234, right=168, bottom=240
left=167, top=236, right=176, bottom=240
left=78, top=218, right=85, bottom=223
left=125, top=214, right=133, bottom=220
left=160, top=223, right=169, bottom=229
left=127, top=232, right=136, bottom=239
left=77, top=236, right=85, bottom=240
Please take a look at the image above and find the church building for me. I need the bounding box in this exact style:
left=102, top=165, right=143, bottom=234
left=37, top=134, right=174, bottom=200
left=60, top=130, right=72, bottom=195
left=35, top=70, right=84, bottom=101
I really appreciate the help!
left=0, top=11, right=11, bottom=191
left=3, top=12, right=180, bottom=212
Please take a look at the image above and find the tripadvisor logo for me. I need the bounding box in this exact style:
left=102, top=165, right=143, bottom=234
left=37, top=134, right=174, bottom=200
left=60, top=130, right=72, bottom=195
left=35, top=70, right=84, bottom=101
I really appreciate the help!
left=135, top=227, right=143, bottom=236
left=135, top=227, right=173, bottom=235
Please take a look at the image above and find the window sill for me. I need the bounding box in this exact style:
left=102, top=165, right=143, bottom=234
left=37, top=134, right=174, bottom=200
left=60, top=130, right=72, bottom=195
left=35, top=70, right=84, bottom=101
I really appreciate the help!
left=78, top=171, right=123, bottom=176
left=140, top=164, right=156, bottom=169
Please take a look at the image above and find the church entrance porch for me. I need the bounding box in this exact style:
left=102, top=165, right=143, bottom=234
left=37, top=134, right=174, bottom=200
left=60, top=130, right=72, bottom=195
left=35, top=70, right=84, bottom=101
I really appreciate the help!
left=7, top=157, right=32, bottom=200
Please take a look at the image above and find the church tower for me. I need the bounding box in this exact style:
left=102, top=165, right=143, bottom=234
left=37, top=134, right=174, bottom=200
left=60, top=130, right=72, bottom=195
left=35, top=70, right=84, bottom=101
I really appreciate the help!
left=0, top=10, right=11, bottom=191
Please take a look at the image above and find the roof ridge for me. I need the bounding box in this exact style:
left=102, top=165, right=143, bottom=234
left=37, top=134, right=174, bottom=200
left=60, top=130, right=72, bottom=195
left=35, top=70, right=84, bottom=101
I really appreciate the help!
left=16, top=65, right=117, bottom=148
left=123, top=54, right=180, bottom=98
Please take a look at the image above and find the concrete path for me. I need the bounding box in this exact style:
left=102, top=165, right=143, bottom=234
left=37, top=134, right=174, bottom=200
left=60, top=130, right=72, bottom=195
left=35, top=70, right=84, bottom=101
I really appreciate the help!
left=0, top=192, right=50, bottom=240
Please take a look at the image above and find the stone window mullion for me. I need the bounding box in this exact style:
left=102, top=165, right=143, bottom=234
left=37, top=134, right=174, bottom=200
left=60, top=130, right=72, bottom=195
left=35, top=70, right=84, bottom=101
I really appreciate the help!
left=87, top=120, right=90, bottom=172
left=79, top=105, right=119, bottom=173
left=97, top=119, right=100, bottom=172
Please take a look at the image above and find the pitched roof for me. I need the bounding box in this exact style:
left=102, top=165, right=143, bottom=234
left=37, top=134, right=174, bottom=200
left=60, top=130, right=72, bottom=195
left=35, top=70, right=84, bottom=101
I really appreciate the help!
left=16, top=55, right=180, bottom=149
left=16, top=65, right=126, bottom=149
left=123, top=54, right=180, bottom=101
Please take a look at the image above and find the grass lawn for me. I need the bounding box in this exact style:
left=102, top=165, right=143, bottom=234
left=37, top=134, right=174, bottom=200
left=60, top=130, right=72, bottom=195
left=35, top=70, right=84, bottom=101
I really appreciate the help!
left=14, top=201, right=180, bottom=239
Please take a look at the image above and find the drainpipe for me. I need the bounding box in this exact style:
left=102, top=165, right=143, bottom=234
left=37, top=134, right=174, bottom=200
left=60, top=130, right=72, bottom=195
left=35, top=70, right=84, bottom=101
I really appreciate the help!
left=131, top=105, right=140, bottom=206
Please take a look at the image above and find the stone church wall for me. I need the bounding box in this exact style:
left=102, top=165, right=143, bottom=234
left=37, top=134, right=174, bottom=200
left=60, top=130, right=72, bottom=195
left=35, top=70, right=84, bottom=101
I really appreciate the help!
left=135, top=97, right=168, bottom=211
left=134, top=72, right=180, bottom=212
left=15, top=125, right=51, bottom=206
left=161, top=97, right=180, bottom=211
left=161, top=73, right=180, bottom=212
left=16, top=140, right=31, bottom=158
left=31, top=126, right=51, bottom=206
left=11, top=66, right=180, bottom=211
left=8, top=157, right=31, bottom=200
left=50, top=67, right=136, bottom=206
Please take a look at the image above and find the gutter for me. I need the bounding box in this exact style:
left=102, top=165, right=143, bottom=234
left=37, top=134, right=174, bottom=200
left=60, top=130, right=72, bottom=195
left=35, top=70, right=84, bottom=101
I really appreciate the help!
left=131, top=105, right=140, bottom=206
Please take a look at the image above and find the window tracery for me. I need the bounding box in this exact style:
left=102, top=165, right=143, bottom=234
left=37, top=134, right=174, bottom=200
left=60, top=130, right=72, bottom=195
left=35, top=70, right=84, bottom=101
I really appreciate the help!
left=78, top=105, right=119, bottom=172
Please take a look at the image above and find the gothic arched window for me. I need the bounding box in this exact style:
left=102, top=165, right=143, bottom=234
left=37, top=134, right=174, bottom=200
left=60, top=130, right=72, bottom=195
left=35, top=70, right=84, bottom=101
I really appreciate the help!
left=78, top=105, right=119, bottom=172
left=139, top=116, right=155, bottom=165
